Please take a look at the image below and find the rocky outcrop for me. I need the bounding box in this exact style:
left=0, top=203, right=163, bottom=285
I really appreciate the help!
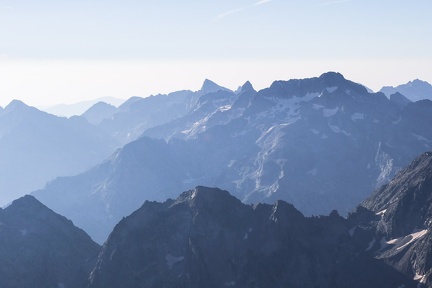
left=350, top=152, right=432, bottom=287
left=0, top=195, right=100, bottom=288
left=88, top=186, right=416, bottom=288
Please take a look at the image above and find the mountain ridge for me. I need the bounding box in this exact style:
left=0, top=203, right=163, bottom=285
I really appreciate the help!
left=33, top=72, right=432, bottom=243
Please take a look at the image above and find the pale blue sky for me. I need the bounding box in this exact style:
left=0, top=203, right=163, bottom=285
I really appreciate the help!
left=0, top=0, right=431, bottom=106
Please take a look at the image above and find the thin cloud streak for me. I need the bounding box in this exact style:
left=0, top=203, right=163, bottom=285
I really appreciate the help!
left=317, top=0, right=352, bottom=6
left=254, top=0, right=272, bottom=6
left=218, top=0, right=272, bottom=18
left=218, top=7, right=246, bottom=18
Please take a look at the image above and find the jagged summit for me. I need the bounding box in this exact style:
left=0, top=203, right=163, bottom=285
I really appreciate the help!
left=239, top=80, right=255, bottom=93
left=175, top=186, right=242, bottom=209
left=318, top=71, right=346, bottom=82
left=89, top=185, right=417, bottom=288
left=380, top=79, right=432, bottom=102
left=6, top=194, right=44, bottom=210
left=263, top=71, right=367, bottom=99
left=200, top=79, right=230, bottom=94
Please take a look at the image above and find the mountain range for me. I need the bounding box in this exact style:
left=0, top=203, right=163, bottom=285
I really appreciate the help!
left=0, top=80, right=227, bottom=206
left=33, top=72, right=432, bottom=243
left=0, top=100, right=118, bottom=205
left=40, top=96, right=125, bottom=117
left=380, top=79, right=432, bottom=102
left=3, top=151, right=432, bottom=287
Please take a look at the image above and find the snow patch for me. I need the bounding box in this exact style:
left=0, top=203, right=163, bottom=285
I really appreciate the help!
left=386, top=237, right=399, bottom=245
left=165, top=254, right=184, bottom=269
left=227, top=160, right=236, bottom=168
left=379, top=236, right=399, bottom=250
left=351, top=113, right=365, bottom=121
left=365, top=238, right=376, bottom=251
left=313, top=104, right=324, bottom=110
left=397, top=229, right=428, bottom=251
left=307, top=168, right=317, bottom=176
left=323, top=107, right=339, bottom=117
left=393, top=117, right=402, bottom=125
left=329, top=124, right=351, bottom=136
left=380, top=229, right=429, bottom=252
left=219, top=105, right=232, bottom=112
left=310, top=129, right=319, bottom=135
left=414, top=273, right=427, bottom=286
left=376, top=209, right=387, bottom=217
left=326, top=86, right=338, bottom=93
left=349, top=226, right=357, bottom=237
left=411, top=133, right=430, bottom=143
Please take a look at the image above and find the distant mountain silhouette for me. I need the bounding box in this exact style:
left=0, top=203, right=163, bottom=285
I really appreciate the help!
left=82, top=101, right=117, bottom=125
left=34, top=72, right=432, bottom=243
left=380, top=79, right=432, bottom=102
left=0, top=100, right=118, bottom=205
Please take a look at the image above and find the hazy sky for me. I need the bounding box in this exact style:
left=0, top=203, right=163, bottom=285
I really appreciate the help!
left=0, top=0, right=431, bottom=107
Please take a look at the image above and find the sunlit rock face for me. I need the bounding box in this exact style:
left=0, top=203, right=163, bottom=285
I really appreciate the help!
left=350, top=152, right=432, bottom=287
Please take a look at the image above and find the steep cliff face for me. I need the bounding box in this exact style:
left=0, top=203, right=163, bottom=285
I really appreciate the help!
left=0, top=195, right=100, bottom=288
left=350, top=152, right=432, bottom=287
left=88, top=186, right=416, bottom=288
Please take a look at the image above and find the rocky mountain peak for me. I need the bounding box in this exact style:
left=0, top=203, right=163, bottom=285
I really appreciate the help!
left=239, top=80, right=255, bottom=93
left=0, top=195, right=100, bottom=287
left=380, top=79, right=432, bottom=101
left=389, top=91, right=412, bottom=108
left=318, top=71, right=346, bottom=83
left=5, top=194, right=45, bottom=213
left=3, top=99, right=30, bottom=112
left=200, top=79, right=229, bottom=94
left=176, top=186, right=244, bottom=214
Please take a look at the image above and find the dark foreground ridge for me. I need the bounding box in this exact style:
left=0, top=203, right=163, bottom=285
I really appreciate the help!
left=350, top=151, right=432, bottom=286
left=0, top=195, right=100, bottom=288
left=88, top=186, right=420, bottom=288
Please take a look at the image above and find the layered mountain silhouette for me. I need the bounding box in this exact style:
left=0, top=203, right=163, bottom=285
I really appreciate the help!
left=93, top=80, right=231, bottom=144
left=41, top=96, right=125, bottom=117
left=2, top=152, right=432, bottom=287
left=0, top=195, right=99, bottom=287
left=88, top=152, right=432, bottom=287
left=0, top=100, right=118, bottom=205
left=33, top=72, right=432, bottom=243
left=81, top=101, right=117, bottom=125
left=380, top=79, right=432, bottom=102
